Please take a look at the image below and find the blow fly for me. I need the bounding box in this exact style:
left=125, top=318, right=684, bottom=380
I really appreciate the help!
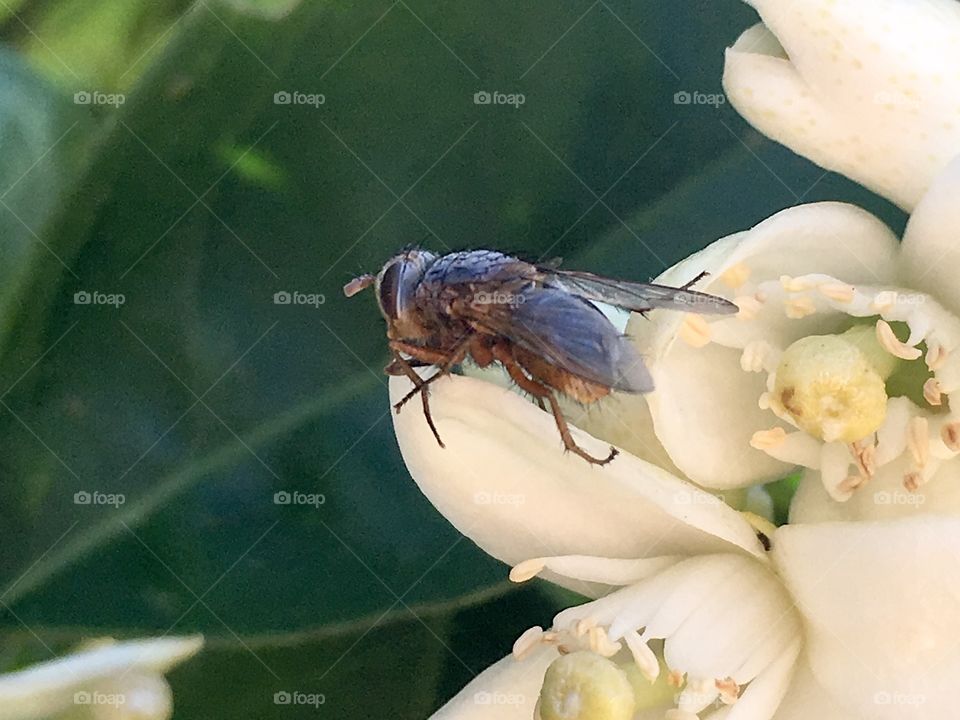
left=344, top=249, right=737, bottom=465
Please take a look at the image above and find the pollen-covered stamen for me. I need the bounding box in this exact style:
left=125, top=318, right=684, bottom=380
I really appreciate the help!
left=779, top=275, right=813, bottom=293
left=849, top=439, right=877, bottom=479
left=750, top=427, right=787, bottom=450
left=784, top=295, right=818, bottom=319
left=622, top=631, right=660, bottom=682
left=942, top=421, right=960, bottom=452
left=876, top=319, right=923, bottom=360
left=924, top=378, right=944, bottom=406
left=907, top=416, right=931, bottom=468
left=926, top=342, right=949, bottom=371
left=715, top=676, right=741, bottom=704
left=734, top=295, right=763, bottom=321
left=818, top=282, right=855, bottom=303
left=721, top=262, right=751, bottom=290
left=514, top=626, right=546, bottom=660
left=679, top=313, right=712, bottom=348
left=740, top=340, right=779, bottom=373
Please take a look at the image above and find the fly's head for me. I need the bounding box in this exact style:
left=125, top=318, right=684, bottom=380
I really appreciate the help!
left=344, top=248, right=437, bottom=340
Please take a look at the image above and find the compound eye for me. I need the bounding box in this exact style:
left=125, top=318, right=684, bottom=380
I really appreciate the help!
left=377, top=261, right=402, bottom=319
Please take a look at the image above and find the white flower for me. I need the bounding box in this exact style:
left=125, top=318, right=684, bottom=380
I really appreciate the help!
left=0, top=635, right=202, bottom=720
left=722, top=0, right=960, bottom=210
left=391, top=370, right=960, bottom=718
left=388, top=158, right=960, bottom=719
left=579, top=157, right=960, bottom=508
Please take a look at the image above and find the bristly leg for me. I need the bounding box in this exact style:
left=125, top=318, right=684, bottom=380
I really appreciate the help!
left=385, top=351, right=444, bottom=448
left=681, top=270, right=709, bottom=289
left=491, top=343, right=617, bottom=466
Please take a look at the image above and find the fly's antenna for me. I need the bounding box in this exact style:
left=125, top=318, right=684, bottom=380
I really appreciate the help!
left=343, top=273, right=375, bottom=297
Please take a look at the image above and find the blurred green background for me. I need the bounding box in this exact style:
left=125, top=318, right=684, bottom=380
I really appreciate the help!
left=0, top=1, right=905, bottom=717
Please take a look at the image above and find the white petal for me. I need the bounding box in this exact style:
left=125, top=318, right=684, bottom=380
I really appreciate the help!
left=773, top=517, right=960, bottom=718
left=625, top=203, right=898, bottom=489
left=720, top=640, right=800, bottom=720
left=770, top=655, right=861, bottom=720
left=430, top=645, right=555, bottom=720
left=0, top=636, right=202, bottom=720
left=391, top=375, right=764, bottom=596
left=901, top=155, right=960, bottom=317
left=724, top=0, right=960, bottom=209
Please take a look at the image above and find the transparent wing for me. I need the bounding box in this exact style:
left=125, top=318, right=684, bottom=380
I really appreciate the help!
left=542, top=268, right=738, bottom=315
left=461, top=285, right=653, bottom=393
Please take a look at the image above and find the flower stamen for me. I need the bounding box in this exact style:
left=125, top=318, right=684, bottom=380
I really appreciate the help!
left=924, top=378, right=944, bottom=406
left=679, top=314, right=712, bottom=347
left=876, top=319, right=922, bottom=360
left=784, top=295, right=817, bottom=319
left=721, top=262, right=751, bottom=289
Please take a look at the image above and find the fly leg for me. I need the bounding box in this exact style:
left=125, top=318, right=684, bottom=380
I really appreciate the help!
left=491, top=344, right=617, bottom=466
left=681, top=270, right=709, bottom=289
left=388, top=339, right=471, bottom=412
left=385, top=349, right=444, bottom=448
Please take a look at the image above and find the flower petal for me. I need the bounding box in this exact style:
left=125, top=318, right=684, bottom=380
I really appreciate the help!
left=391, top=375, right=765, bottom=595
left=0, top=636, right=202, bottom=720
left=770, top=656, right=861, bottom=720
left=429, top=645, right=555, bottom=720
left=900, top=155, right=960, bottom=317
left=624, top=203, right=899, bottom=489
left=724, top=0, right=960, bottom=209
left=773, top=516, right=960, bottom=718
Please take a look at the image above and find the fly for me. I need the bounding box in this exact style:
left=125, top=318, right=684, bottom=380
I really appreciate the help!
left=344, top=248, right=737, bottom=465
